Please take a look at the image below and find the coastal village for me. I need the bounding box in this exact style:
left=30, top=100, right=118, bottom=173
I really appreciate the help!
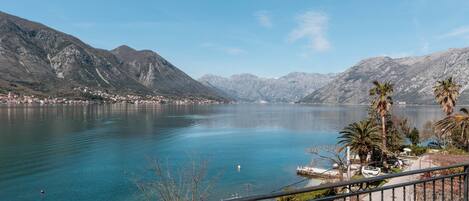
left=0, top=87, right=224, bottom=105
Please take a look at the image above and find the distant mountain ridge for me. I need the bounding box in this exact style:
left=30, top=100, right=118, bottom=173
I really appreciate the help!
left=299, top=47, right=469, bottom=105
left=0, top=11, right=226, bottom=101
left=199, top=72, right=336, bottom=103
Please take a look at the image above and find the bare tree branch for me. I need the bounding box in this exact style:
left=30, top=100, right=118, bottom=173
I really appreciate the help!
left=136, top=158, right=221, bottom=201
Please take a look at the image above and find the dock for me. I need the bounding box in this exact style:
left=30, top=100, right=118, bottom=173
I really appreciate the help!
left=296, top=166, right=340, bottom=178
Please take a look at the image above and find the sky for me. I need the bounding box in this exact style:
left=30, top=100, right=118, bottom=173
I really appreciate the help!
left=2, top=0, right=469, bottom=78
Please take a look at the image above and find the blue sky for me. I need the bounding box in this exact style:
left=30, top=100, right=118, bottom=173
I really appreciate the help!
left=3, top=0, right=469, bottom=78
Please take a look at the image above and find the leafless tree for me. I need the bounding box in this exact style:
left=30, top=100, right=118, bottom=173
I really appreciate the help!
left=421, top=120, right=438, bottom=142
left=135, top=158, right=220, bottom=201
left=307, top=145, right=347, bottom=181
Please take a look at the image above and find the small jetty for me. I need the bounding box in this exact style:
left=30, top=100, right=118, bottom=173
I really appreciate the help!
left=297, top=164, right=360, bottom=178
left=296, top=166, right=340, bottom=178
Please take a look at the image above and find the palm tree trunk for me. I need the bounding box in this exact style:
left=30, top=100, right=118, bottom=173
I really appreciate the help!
left=359, top=154, right=366, bottom=167
left=466, top=139, right=469, bottom=152
left=381, top=115, right=388, bottom=169
left=463, top=125, right=469, bottom=152
left=461, top=124, right=465, bottom=139
left=381, top=115, right=386, bottom=148
left=461, top=125, right=468, bottom=151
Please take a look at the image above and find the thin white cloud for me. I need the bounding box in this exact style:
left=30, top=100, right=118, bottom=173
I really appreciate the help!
left=254, top=11, right=272, bottom=28
left=288, top=11, right=330, bottom=52
left=439, top=26, right=469, bottom=39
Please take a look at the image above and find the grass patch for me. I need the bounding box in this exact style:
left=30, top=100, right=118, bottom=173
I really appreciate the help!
left=390, top=167, right=403, bottom=173
left=443, top=147, right=467, bottom=155
left=351, top=174, right=387, bottom=187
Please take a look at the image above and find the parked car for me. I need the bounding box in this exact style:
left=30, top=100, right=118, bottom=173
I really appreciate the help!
left=361, top=166, right=381, bottom=178
left=427, top=141, right=443, bottom=149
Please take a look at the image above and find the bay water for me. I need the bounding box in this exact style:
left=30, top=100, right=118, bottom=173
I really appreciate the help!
left=0, top=104, right=444, bottom=200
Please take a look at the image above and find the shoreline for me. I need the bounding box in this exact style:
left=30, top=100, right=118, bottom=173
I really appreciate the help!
left=305, top=154, right=431, bottom=188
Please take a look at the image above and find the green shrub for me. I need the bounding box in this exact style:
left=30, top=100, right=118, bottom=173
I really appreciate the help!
left=390, top=167, right=403, bottom=173
left=410, top=145, right=427, bottom=156
left=277, top=188, right=335, bottom=201
left=407, top=127, right=420, bottom=146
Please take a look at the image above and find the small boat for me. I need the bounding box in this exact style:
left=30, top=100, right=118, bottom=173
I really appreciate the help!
left=332, top=163, right=339, bottom=169
left=361, top=166, right=381, bottom=178
left=332, top=163, right=359, bottom=170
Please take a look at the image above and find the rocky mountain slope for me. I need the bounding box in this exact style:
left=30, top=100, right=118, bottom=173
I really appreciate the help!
left=299, top=48, right=469, bottom=105
left=111, top=45, right=223, bottom=98
left=199, top=72, right=336, bottom=103
left=0, top=11, right=225, bottom=100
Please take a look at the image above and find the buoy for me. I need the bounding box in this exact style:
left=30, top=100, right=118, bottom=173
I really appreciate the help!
left=40, top=189, right=45, bottom=194
left=237, top=164, right=241, bottom=171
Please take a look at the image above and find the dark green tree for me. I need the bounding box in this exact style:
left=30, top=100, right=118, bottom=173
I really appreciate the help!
left=385, top=116, right=404, bottom=155
left=407, top=127, right=420, bottom=146
left=435, top=108, right=469, bottom=151
left=338, top=119, right=382, bottom=166
left=434, top=77, right=461, bottom=116
left=369, top=80, right=393, bottom=149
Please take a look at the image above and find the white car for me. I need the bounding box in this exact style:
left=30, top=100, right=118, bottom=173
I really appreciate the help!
left=362, top=166, right=381, bottom=178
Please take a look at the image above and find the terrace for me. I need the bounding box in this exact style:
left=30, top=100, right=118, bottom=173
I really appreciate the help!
left=228, top=163, right=469, bottom=201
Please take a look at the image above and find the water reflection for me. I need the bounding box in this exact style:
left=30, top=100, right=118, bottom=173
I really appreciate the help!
left=0, top=104, right=448, bottom=201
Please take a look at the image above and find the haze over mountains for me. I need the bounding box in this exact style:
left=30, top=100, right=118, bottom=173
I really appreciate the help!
left=0, top=11, right=225, bottom=101
left=199, top=73, right=336, bottom=103
left=299, top=47, right=469, bottom=105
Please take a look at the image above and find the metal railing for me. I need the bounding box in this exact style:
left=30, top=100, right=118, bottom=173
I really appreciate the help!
left=227, top=163, right=469, bottom=201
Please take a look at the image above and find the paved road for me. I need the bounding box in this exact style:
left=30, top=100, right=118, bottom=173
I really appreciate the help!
left=362, top=155, right=434, bottom=201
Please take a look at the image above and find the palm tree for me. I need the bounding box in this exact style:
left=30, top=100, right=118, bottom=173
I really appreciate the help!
left=434, top=77, right=461, bottom=116
left=435, top=108, right=469, bottom=150
left=369, top=80, right=393, bottom=148
left=338, top=119, right=381, bottom=166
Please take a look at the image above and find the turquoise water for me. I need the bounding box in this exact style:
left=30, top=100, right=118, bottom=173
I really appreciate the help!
left=0, top=104, right=443, bottom=200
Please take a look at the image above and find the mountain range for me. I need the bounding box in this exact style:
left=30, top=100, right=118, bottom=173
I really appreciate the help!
left=199, top=72, right=336, bottom=103
left=3, top=11, right=469, bottom=105
left=0, top=11, right=225, bottom=101
left=299, top=47, right=469, bottom=105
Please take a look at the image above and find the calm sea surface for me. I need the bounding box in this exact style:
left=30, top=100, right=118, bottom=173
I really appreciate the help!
left=0, top=104, right=444, bottom=201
